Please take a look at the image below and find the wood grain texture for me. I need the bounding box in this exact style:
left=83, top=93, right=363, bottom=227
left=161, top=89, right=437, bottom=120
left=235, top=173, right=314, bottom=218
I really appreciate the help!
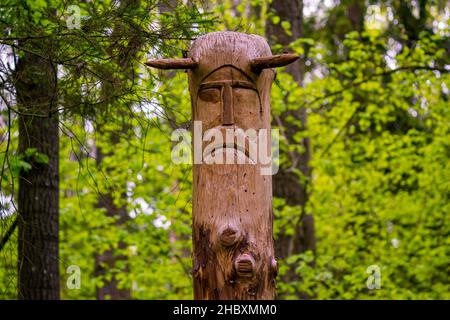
left=188, top=32, right=278, bottom=300
left=144, top=31, right=298, bottom=300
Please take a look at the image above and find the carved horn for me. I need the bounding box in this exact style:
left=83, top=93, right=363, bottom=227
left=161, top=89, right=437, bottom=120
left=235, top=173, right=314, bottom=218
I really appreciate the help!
left=144, top=58, right=198, bottom=70
left=250, top=53, right=299, bottom=73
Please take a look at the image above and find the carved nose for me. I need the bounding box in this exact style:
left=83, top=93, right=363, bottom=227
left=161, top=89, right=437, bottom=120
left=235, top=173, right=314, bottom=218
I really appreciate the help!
left=222, top=83, right=234, bottom=125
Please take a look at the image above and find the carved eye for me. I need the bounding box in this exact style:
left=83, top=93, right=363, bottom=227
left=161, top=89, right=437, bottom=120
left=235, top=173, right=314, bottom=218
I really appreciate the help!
left=198, top=88, right=220, bottom=103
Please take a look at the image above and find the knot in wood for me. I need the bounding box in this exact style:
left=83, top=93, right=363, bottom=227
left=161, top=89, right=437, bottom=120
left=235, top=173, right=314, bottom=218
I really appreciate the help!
left=218, top=225, right=241, bottom=247
left=234, top=254, right=255, bottom=278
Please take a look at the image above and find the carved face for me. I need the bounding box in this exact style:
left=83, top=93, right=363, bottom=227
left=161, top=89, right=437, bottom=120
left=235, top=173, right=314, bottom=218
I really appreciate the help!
left=192, top=66, right=268, bottom=165
left=195, top=66, right=262, bottom=132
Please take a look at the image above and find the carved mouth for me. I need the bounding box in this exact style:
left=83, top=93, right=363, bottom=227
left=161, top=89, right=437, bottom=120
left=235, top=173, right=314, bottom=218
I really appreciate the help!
left=203, top=142, right=256, bottom=164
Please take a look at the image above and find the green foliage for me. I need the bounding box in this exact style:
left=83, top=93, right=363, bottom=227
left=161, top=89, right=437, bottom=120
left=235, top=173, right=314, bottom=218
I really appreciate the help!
left=270, top=28, right=450, bottom=300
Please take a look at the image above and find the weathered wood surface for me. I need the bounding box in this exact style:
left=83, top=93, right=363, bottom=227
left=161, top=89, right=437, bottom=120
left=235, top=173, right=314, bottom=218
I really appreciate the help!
left=189, top=32, right=277, bottom=300
left=146, top=31, right=298, bottom=300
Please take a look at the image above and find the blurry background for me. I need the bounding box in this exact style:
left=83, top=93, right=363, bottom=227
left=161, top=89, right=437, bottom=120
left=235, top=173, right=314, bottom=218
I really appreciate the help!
left=0, top=0, right=449, bottom=299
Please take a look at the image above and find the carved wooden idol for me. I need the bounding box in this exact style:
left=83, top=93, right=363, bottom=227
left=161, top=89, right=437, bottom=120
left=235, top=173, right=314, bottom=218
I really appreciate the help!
left=146, top=31, right=298, bottom=299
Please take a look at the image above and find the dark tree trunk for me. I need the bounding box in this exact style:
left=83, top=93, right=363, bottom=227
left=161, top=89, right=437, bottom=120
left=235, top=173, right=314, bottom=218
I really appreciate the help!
left=15, top=48, right=60, bottom=300
left=266, top=0, right=316, bottom=299
left=93, top=127, right=131, bottom=300
left=182, top=32, right=282, bottom=300
left=393, top=0, right=429, bottom=48
left=346, top=0, right=365, bottom=33
left=94, top=151, right=131, bottom=300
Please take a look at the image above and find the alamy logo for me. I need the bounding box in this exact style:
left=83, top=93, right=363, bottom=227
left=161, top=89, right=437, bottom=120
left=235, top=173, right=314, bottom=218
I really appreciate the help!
left=66, top=265, right=81, bottom=289
left=65, top=5, right=81, bottom=30
left=366, top=265, right=381, bottom=290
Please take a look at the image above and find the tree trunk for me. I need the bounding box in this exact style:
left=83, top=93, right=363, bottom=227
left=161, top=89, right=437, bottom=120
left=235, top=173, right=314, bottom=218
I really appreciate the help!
left=266, top=0, right=316, bottom=299
left=188, top=32, right=279, bottom=300
left=15, top=48, right=60, bottom=300
left=393, top=0, right=429, bottom=48
left=94, top=143, right=131, bottom=300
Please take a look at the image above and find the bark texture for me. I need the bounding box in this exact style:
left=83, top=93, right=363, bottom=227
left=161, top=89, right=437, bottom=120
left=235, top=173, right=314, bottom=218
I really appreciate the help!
left=15, top=48, right=60, bottom=300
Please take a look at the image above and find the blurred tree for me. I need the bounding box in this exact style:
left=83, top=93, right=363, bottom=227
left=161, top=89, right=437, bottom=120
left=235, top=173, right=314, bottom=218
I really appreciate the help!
left=266, top=0, right=316, bottom=299
left=93, top=0, right=144, bottom=300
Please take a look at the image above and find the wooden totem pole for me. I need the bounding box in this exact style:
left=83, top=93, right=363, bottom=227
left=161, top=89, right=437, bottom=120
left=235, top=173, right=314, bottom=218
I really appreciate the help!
left=146, top=32, right=298, bottom=299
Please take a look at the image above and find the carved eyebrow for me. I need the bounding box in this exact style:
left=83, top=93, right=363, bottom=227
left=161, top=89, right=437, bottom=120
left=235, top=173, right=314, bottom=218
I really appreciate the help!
left=199, top=80, right=257, bottom=91
left=232, top=80, right=257, bottom=90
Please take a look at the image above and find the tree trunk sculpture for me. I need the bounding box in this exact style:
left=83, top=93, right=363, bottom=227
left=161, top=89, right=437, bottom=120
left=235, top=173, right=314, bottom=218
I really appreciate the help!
left=146, top=31, right=298, bottom=299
